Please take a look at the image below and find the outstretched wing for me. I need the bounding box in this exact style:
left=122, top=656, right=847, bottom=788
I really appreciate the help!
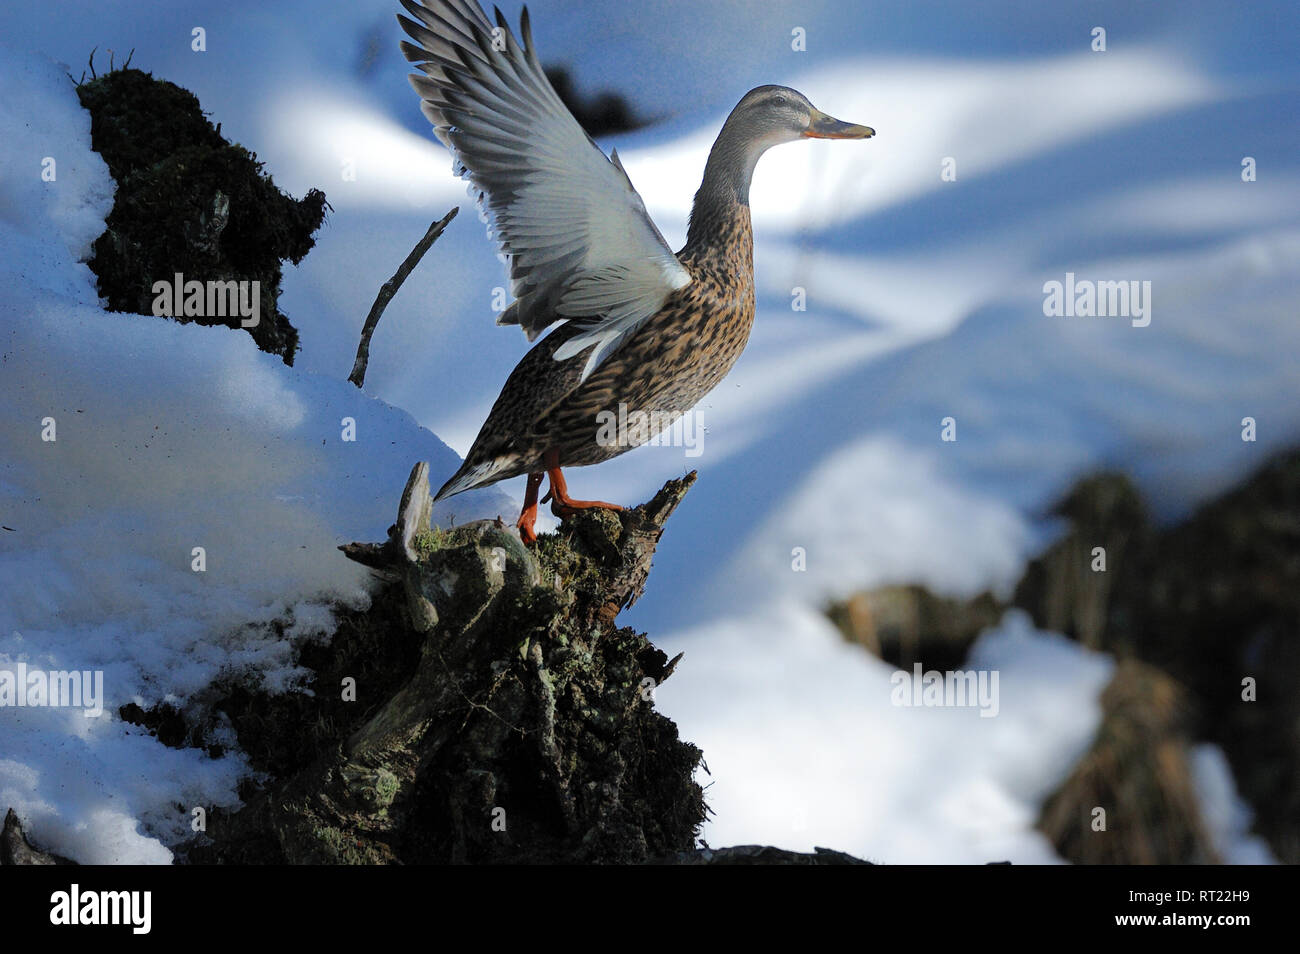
left=398, top=0, right=691, bottom=381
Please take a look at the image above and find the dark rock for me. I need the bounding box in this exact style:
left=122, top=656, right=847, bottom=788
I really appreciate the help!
left=1018, top=453, right=1300, bottom=863
left=1013, top=473, right=1150, bottom=652
left=1038, top=660, right=1217, bottom=864
left=76, top=68, right=326, bottom=364
left=827, top=584, right=1005, bottom=672
left=119, top=700, right=190, bottom=749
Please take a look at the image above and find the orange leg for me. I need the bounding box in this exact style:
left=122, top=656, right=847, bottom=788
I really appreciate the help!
left=516, top=471, right=544, bottom=544
left=539, top=449, right=624, bottom=519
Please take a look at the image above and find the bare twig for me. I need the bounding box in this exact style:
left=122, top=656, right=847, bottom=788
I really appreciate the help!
left=349, top=206, right=459, bottom=388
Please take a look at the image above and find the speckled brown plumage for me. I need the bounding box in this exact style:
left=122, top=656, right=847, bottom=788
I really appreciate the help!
left=438, top=202, right=755, bottom=498
left=400, top=6, right=874, bottom=534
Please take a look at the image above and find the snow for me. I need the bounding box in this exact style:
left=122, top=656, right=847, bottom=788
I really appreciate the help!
left=0, top=45, right=511, bottom=862
left=1190, top=745, right=1277, bottom=865
left=658, top=609, right=1112, bottom=862
left=2, top=0, right=1297, bottom=863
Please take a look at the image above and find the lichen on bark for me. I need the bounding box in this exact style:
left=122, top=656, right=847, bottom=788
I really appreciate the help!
left=189, top=465, right=706, bottom=864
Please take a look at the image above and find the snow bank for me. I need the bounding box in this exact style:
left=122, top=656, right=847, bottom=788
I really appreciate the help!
left=0, top=48, right=509, bottom=862
left=3, top=0, right=1296, bottom=862
left=658, top=609, right=1113, bottom=862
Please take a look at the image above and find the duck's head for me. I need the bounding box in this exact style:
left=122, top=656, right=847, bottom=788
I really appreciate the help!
left=724, top=85, right=875, bottom=150
left=692, top=84, right=874, bottom=220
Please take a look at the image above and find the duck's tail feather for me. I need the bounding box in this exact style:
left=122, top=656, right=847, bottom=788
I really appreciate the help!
left=433, top=456, right=517, bottom=502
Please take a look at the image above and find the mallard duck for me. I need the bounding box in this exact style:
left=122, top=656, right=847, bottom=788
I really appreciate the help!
left=399, top=0, right=874, bottom=542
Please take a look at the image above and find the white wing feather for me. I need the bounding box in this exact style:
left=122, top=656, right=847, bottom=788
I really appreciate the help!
left=398, top=0, right=691, bottom=381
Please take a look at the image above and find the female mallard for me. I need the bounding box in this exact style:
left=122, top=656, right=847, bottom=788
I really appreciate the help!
left=399, top=0, right=873, bottom=542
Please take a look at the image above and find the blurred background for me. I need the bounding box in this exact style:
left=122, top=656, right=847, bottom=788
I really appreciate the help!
left=3, top=0, right=1298, bottom=862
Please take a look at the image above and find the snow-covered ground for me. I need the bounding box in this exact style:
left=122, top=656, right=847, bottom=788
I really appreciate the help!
left=3, top=0, right=1295, bottom=862
left=0, top=45, right=511, bottom=863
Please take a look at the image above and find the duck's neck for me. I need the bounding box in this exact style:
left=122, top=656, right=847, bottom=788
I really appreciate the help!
left=684, top=122, right=766, bottom=253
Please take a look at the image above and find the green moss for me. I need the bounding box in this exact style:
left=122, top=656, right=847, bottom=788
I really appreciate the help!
left=413, top=525, right=485, bottom=557
left=533, top=528, right=606, bottom=597
left=314, top=825, right=386, bottom=865
left=371, top=769, right=400, bottom=813
left=411, top=529, right=445, bottom=557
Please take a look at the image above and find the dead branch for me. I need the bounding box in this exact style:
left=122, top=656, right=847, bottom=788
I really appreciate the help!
left=349, top=207, right=459, bottom=388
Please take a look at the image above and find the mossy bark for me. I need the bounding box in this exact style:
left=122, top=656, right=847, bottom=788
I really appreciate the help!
left=190, top=466, right=706, bottom=864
